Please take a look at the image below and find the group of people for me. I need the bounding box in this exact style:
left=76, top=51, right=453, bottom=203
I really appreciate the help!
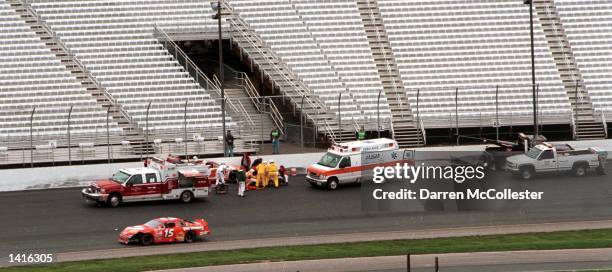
left=214, top=153, right=288, bottom=198
left=224, top=128, right=282, bottom=157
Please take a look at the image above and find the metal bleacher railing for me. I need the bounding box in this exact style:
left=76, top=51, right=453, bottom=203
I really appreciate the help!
left=221, top=0, right=340, bottom=143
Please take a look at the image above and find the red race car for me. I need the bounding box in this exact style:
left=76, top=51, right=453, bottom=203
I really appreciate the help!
left=118, top=217, right=210, bottom=245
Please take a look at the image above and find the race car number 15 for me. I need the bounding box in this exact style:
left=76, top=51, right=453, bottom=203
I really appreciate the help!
left=164, top=229, right=174, bottom=238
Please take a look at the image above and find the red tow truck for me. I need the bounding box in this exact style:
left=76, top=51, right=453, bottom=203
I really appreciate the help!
left=82, top=157, right=211, bottom=207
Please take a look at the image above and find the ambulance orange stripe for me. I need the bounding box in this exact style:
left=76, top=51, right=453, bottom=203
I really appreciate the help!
left=308, top=159, right=414, bottom=177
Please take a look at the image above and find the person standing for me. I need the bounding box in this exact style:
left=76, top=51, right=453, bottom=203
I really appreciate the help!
left=270, top=128, right=281, bottom=154
left=225, top=130, right=235, bottom=157
left=256, top=160, right=267, bottom=188
left=236, top=166, right=247, bottom=197
left=356, top=127, right=366, bottom=141
left=267, top=159, right=279, bottom=188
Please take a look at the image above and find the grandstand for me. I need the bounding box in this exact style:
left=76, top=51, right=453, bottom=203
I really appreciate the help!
left=0, top=0, right=610, bottom=167
left=0, top=1, right=121, bottom=138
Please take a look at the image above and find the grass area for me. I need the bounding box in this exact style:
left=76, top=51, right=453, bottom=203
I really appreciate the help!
left=4, top=229, right=612, bottom=272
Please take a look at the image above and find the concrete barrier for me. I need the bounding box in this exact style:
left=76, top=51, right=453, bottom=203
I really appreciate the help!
left=0, top=152, right=325, bottom=192
left=1, top=139, right=610, bottom=192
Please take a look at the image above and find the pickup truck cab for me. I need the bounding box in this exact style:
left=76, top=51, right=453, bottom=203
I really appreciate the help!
left=506, top=143, right=607, bottom=180
left=82, top=157, right=211, bottom=207
left=306, top=138, right=413, bottom=190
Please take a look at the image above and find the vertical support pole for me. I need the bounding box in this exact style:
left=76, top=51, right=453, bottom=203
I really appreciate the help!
left=184, top=100, right=189, bottom=160
left=106, top=106, right=111, bottom=164
left=261, top=99, right=264, bottom=153
left=146, top=101, right=151, bottom=155
left=218, top=0, right=227, bottom=157
left=406, top=254, right=411, bottom=272
left=528, top=0, right=538, bottom=141
left=455, top=88, right=459, bottom=145
left=301, top=95, right=305, bottom=151
left=377, top=89, right=382, bottom=138
left=67, top=105, right=73, bottom=165
left=30, top=106, right=36, bottom=168
left=435, top=257, right=439, bottom=272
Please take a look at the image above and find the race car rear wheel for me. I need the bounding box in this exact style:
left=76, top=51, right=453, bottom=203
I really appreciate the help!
left=140, top=234, right=153, bottom=246
left=180, top=191, right=193, bottom=203
left=107, top=194, right=121, bottom=208
left=184, top=231, right=196, bottom=243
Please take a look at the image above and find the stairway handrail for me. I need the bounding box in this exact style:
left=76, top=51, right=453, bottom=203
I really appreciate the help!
left=221, top=0, right=336, bottom=141
left=419, top=116, right=427, bottom=145
left=154, top=25, right=254, bottom=128
left=224, top=65, right=285, bottom=133
left=20, top=0, right=134, bottom=125
left=364, top=0, right=405, bottom=121
left=211, top=75, right=255, bottom=127
left=543, top=4, right=586, bottom=104
left=289, top=0, right=363, bottom=130
left=600, top=110, right=608, bottom=138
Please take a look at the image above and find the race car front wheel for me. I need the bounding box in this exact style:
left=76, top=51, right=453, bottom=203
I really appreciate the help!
left=140, top=234, right=153, bottom=246
left=184, top=231, right=195, bottom=243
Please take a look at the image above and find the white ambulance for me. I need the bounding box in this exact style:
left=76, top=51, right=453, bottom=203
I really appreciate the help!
left=306, top=138, right=413, bottom=190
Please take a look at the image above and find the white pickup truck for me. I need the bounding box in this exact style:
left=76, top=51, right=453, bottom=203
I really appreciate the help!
left=506, top=143, right=607, bottom=180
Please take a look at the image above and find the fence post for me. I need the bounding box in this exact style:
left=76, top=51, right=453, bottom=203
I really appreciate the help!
left=406, top=254, right=411, bottom=272
left=377, top=89, right=382, bottom=138
left=106, top=106, right=111, bottom=164
left=435, top=257, right=439, bottom=272
left=495, top=85, right=499, bottom=141
left=301, top=95, right=305, bottom=152
left=416, top=89, right=421, bottom=144
left=30, top=106, right=36, bottom=168
left=314, top=109, right=318, bottom=149
left=146, top=101, right=151, bottom=155
left=575, top=81, right=579, bottom=135
left=68, top=105, right=73, bottom=165
left=338, top=93, right=342, bottom=142
left=455, top=88, right=459, bottom=145
left=184, top=100, right=189, bottom=161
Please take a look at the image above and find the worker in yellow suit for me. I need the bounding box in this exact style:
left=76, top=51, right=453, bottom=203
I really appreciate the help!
left=256, top=161, right=267, bottom=188
left=266, top=159, right=279, bottom=188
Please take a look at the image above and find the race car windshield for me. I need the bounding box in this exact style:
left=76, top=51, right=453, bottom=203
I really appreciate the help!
left=144, top=220, right=162, bottom=228
left=318, top=152, right=342, bottom=168
left=526, top=147, right=543, bottom=159
left=111, top=171, right=130, bottom=183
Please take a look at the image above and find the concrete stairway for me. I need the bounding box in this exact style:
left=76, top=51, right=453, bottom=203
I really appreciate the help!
left=11, top=1, right=153, bottom=154
left=222, top=84, right=277, bottom=142
left=534, top=0, right=606, bottom=140
left=221, top=1, right=345, bottom=144
left=356, top=0, right=424, bottom=147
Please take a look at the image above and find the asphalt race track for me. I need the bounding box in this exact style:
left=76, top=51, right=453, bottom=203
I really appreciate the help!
left=2, top=166, right=612, bottom=258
